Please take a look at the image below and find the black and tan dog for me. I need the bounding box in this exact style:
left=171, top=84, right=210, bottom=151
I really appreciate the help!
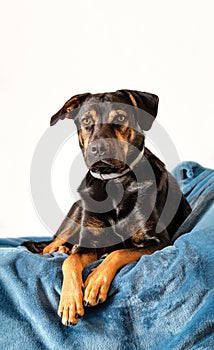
left=24, top=89, right=191, bottom=326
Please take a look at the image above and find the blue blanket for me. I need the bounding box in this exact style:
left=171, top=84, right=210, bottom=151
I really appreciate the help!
left=0, top=162, right=214, bottom=350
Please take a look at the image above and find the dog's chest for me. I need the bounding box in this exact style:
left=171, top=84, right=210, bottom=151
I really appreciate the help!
left=79, top=176, right=155, bottom=245
left=79, top=176, right=139, bottom=214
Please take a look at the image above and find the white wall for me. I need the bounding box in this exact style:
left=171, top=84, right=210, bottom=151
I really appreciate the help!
left=1, top=0, right=214, bottom=237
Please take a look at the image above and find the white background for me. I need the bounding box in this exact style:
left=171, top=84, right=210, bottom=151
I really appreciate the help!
left=0, top=0, right=214, bottom=237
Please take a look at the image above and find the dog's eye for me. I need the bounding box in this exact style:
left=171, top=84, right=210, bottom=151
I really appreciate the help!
left=116, top=115, right=126, bottom=123
left=82, top=117, right=92, bottom=126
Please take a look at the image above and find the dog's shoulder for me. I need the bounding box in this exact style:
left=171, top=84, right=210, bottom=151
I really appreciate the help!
left=141, top=148, right=167, bottom=191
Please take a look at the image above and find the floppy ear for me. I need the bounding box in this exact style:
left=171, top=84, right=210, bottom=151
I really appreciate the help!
left=50, top=93, right=91, bottom=126
left=116, top=89, right=159, bottom=131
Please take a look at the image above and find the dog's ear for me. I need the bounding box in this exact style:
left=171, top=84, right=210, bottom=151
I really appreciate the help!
left=116, top=89, right=159, bottom=131
left=50, top=93, right=91, bottom=126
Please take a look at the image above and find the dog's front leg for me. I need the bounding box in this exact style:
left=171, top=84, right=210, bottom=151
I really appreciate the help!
left=58, top=253, right=97, bottom=326
left=83, top=248, right=161, bottom=307
left=43, top=201, right=82, bottom=254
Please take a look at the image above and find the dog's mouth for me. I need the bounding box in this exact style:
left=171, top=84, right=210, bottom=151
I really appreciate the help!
left=90, top=159, right=127, bottom=174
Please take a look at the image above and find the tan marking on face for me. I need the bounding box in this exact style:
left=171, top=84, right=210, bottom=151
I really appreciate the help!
left=78, top=109, right=98, bottom=154
left=114, top=129, right=129, bottom=157
left=127, top=128, right=135, bottom=143
left=114, top=125, right=136, bottom=159
left=114, top=124, right=134, bottom=142
left=81, top=109, right=98, bottom=124
left=108, top=110, right=128, bottom=123
left=78, top=129, right=90, bottom=155
left=128, top=92, right=138, bottom=107
left=78, top=133, right=84, bottom=147
left=114, top=129, right=125, bottom=142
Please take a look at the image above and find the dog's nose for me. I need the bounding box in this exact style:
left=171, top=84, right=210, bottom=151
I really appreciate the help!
left=90, top=140, right=109, bottom=156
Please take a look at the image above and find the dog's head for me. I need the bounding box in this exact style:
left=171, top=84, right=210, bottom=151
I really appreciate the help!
left=50, top=90, right=159, bottom=174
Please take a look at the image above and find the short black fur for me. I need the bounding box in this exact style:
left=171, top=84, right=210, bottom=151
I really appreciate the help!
left=23, top=90, right=191, bottom=257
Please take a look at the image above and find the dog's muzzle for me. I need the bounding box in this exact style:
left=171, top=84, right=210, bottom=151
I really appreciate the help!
left=90, top=147, right=145, bottom=180
left=86, top=138, right=126, bottom=172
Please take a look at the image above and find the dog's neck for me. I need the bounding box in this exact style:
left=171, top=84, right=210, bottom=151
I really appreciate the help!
left=90, top=147, right=145, bottom=181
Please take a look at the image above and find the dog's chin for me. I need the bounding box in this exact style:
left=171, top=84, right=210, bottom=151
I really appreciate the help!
left=89, top=159, right=127, bottom=175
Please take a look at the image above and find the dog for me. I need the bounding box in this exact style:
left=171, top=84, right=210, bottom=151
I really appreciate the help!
left=23, top=89, right=191, bottom=326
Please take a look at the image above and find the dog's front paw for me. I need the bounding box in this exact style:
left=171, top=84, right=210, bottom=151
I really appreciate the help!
left=58, top=282, right=84, bottom=326
left=42, top=237, right=66, bottom=254
left=83, top=266, right=114, bottom=307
